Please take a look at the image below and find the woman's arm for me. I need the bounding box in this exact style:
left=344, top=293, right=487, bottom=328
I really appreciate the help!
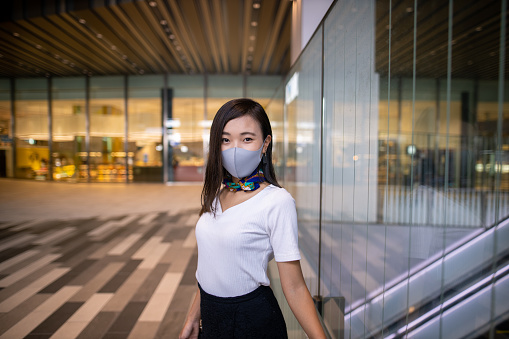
left=277, top=260, right=327, bottom=339
left=179, top=287, right=201, bottom=339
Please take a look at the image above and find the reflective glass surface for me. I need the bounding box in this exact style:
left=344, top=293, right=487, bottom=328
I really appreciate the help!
left=14, top=78, right=49, bottom=180
left=270, top=0, right=509, bottom=338
left=128, top=75, right=163, bottom=182
left=52, top=77, right=86, bottom=182
left=0, top=79, right=11, bottom=178
left=89, top=76, right=127, bottom=183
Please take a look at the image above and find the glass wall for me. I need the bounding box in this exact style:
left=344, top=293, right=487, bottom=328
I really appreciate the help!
left=15, top=78, right=49, bottom=180
left=128, top=75, right=163, bottom=182
left=1, top=74, right=281, bottom=183
left=89, top=76, right=127, bottom=183
left=267, top=0, right=509, bottom=338
left=0, top=79, right=12, bottom=178
left=52, top=77, right=86, bottom=182
left=169, top=75, right=205, bottom=182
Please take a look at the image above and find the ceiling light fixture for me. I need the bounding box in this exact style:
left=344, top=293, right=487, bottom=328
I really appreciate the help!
left=96, top=34, right=102, bottom=38
left=79, top=18, right=86, bottom=24
left=253, top=3, right=260, bottom=9
left=250, top=35, right=256, bottom=40
left=149, top=1, right=157, bottom=7
left=251, top=21, right=258, bottom=27
left=160, top=20, right=167, bottom=25
left=13, top=32, right=19, bottom=37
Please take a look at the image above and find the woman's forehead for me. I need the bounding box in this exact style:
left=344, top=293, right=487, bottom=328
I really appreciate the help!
left=222, top=115, right=262, bottom=134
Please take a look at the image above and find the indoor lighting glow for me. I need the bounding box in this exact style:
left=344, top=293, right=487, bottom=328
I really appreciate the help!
left=180, top=145, right=189, bottom=153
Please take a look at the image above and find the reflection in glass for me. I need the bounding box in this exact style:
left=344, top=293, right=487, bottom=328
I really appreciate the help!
left=129, top=75, right=163, bottom=182
left=169, top=75, right=206, bottom=182
left=273, top=0, right=509, bottom=337
left=14, top=79, right=49, bottom=180
left=52, top=77, right=86, bottom=182
left=89, top=76, right=127, bottom=183
left=0, top=79, right=12, bottom=178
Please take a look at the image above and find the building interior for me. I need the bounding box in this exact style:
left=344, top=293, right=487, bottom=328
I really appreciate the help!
left=0, top=0, right=508, bottom=338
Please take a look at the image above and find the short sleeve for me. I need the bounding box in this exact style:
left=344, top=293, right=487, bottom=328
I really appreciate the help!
left=266, top=188, right=301, bottom=262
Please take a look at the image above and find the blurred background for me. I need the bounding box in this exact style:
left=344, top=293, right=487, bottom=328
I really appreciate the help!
left=1, top=0, right=508, bottom=338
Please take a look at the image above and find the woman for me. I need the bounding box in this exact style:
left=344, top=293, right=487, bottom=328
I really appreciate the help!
left=179, top=98, right=326, bottom=339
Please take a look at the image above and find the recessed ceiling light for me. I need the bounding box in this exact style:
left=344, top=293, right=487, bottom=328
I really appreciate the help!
left=96, top=34, right=102, bottom=38
left=169, top=34, right=175, bottom=39
left=406, top=7, right=413, bottom=12
left=149, top=1, right=157, bottom=7
left=248, top=46, right=254, bottom=52
left=13, top=32, right=19, bottom=37
left=111, top=45, right=117, bottom=50
left=35, top=44, right=41, bottom=49
left=253, top=3, right=260, bottom=9
left=160, top=20, right=167, bottom=25
left=475, top=26, right=482, bottom=32
left=251, top=21, right=257, bottom=27
left=249, top=35, right=256, bottom=40
left=122, top=55, right=128, bottom=59
left=79, top=18, right=86, bottom=24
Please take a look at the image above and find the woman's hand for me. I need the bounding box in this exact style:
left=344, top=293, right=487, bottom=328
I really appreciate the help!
left=179, top=287, right=201, bottom=339
left=179, top=318, right=200, bottom=339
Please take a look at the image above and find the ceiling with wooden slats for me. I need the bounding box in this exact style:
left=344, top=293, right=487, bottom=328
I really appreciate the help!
left=0, top=0, right=292, bottom=77
left=375, top=0, right=508, bottom=80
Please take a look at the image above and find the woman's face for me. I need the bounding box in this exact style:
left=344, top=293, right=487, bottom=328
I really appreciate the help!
left=221, top=115, right=271, bottom=153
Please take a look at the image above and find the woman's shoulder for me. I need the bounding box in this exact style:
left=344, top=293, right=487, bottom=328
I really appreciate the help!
left=264, top=185, right=295, bottom=203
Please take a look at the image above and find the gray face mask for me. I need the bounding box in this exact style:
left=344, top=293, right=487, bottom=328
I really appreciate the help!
left=221, top=139, right=265, bottom=179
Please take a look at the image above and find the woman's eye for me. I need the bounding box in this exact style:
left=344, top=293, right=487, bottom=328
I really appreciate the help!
left=222, top=138, right=230, bottom=143
left=244, top=137, right=253, bottom=142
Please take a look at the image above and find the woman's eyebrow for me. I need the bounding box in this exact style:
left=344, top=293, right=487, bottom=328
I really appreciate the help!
left=221, top=131, right=257, bottom=136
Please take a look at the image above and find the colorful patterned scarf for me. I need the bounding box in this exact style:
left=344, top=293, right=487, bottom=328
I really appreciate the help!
left=223, top=168, right=265, bottom=192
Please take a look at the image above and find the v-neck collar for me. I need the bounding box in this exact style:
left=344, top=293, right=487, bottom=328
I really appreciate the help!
left=217, top=184, right=275, bottom=215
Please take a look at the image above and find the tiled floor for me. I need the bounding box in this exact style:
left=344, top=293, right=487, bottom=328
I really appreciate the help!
left=0, top=179, right=203, bottom=339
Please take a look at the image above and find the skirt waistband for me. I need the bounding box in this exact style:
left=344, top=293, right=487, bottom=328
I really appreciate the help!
left=198, top=284, right=271, bottom=304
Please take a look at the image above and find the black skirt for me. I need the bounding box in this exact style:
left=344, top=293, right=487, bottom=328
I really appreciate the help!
left=199, top=284, right=288, bottom=339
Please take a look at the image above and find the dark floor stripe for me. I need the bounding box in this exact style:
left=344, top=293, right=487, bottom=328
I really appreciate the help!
left=103, top=301, right=147, bottom=337
left=27, top=302, right=83, bottom=337
left=39, top=259, right=97, bottom=293
left=98, top=260, right=142, bottom=293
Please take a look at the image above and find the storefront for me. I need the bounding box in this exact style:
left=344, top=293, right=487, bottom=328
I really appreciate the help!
left=0, top=74, right=282, bottom=183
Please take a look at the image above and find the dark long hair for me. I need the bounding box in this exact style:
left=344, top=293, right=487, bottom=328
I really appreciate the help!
left=200, top=98, right=280, bottom=216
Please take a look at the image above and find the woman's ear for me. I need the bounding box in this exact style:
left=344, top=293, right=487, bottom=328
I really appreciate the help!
left=263, top=135, right=272, bottom=154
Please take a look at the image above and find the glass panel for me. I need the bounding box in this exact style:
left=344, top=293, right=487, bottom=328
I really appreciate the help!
left=278, top=26, right=323, bottom=336
left=265, top=82, right=285, bottom=181
left=128, top=75, right=163, bottom=182
left=246, top=75, right=283, bottom=107
left=89, top=76, right=127, bottom=183
left=169, top=74, right=205, bottom=182
left=52, top=77, right=86, bottom=182
left=0, top=79, right=12, bottom=178
left=316, top=0, right=509, bottom=337
left=15, top=78, right=49, bottom=180
left=206, top=75, right=243, bottom=120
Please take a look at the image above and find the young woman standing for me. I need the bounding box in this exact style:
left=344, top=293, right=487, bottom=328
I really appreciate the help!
left=179, top=98, right=326, bottom=339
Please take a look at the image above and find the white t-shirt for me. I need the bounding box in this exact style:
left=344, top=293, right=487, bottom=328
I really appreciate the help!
left=195, top=184, right=301, bottom=297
